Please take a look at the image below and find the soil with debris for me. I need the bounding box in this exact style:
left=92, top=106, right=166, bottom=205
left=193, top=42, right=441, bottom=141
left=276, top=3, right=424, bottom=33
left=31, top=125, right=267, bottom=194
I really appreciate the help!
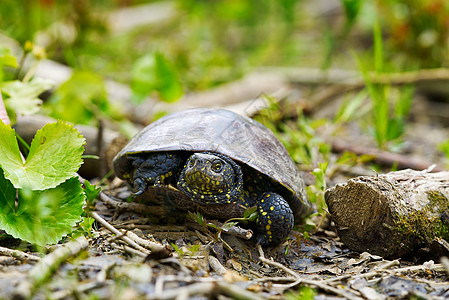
left=1, top=176, right=449, bottom=299
left=2, top=89, right=449, bottom=300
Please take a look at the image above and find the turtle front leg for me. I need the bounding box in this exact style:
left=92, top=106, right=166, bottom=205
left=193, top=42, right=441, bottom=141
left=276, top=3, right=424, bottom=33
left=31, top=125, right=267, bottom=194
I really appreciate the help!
left=128, top=152, right=182, bottom=195
left=255, top=192, right=294, bottom=246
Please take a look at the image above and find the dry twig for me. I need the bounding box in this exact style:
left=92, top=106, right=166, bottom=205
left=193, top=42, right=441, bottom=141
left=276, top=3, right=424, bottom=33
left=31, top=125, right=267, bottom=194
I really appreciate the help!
left=331, top=139, right=444, bottom=172
left=14, top=236, right=89, bottom=299
left=208, top=256, right=228, bottom=275
left=0, top=246, right=40, bottom=262
left=258, top=256, right=363, bottom=300
left=99, top=191, right=165, bottom=216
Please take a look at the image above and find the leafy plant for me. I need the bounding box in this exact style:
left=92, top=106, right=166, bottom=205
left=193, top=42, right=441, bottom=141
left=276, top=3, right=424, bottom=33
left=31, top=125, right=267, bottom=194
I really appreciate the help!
left=285, top=286, right=317, bottom=300
left=45, top=71, right=111, bottom=125
left=0, top=120, right=86, bottom=245
left=0, top=43, right=52, bottom=124
left=254, top=98, right=331, bottom=169
left=357, top=19, right=414, bottom=149
left=131, top=52, right=184, bottom=103
left=0, top=47, right=18, bottom=81
left=306, top=162, right=328, bottom=214
left=171, top=243, right=201, bottom=258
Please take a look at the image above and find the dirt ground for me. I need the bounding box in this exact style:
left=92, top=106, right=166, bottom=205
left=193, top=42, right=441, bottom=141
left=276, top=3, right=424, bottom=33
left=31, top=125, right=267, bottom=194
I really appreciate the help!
left=1, top=90, right=449, bottom=299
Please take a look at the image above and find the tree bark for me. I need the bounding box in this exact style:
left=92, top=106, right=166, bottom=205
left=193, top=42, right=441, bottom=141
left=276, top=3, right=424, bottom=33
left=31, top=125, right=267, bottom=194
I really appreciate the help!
left=325, top=169, right=449, bottom=258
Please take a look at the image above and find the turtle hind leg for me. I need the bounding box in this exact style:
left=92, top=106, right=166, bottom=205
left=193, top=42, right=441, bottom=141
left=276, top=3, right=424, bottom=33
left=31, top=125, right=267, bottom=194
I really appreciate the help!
left=129, top=152, right=182, bottom=195
left=255, top=192, right=294, bottom=246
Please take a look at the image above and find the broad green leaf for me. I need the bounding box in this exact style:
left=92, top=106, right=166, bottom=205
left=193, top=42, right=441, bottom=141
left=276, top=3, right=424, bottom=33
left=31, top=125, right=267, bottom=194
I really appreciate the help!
left=0, top=120, right=24, bottom=173
left=0, top=120, right=85, bottom=190
left=0, top=174, right=85, bottom=245
left=154, top=52, right=184, bottom=102
left=2, top=78, right=53, bottom=115
left=47, top=71, right=113, bottom=125
left=131, top=52, right=183, bottom=103
left=0, top=168, right=16, bottom=218
left=131, top=54, right=158, bottom=102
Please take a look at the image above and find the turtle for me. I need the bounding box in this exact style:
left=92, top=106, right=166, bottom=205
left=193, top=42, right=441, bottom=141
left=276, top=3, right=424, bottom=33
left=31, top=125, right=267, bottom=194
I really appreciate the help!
left=113, top=108, right=314, bottom=245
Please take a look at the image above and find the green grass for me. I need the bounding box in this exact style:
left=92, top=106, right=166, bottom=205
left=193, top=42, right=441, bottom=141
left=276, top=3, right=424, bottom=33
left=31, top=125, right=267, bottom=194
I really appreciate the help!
left=356, top=18, right=414, bottom=149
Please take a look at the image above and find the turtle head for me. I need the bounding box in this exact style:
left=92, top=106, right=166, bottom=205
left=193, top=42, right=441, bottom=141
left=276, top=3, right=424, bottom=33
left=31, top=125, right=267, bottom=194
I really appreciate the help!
left=177, top=152, right=243, bottom=204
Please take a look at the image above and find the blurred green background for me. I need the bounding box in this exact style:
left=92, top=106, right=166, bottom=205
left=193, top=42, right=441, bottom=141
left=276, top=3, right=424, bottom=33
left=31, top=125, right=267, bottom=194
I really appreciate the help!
left=3, top=0, right=448, bottom=86
left=1, top=0, right=448, bottom=132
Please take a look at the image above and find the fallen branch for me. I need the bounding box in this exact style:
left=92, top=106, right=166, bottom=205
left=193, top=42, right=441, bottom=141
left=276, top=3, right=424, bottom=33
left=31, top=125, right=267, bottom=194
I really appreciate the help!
left=14, top=236, right=89, bottom=299
left=99, top=191, right=166, bottom=217
left=121, top=229, right=172, bottom=258
left=331, top=139, right=444, bottom=172
left=325, top=169, right=449, bottom=258
left=0, top=245, right=40, bottom=262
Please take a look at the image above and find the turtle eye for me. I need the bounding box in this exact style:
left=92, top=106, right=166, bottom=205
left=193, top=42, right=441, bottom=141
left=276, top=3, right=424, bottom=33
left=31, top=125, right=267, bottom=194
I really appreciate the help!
left=188, top=157, right=196, bottom=168
left=211, top=160, right=223, bottom=172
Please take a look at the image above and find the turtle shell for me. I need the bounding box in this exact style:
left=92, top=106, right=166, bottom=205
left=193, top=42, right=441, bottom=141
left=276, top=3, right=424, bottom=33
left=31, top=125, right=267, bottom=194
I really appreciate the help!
left=113, top=108, right=313, bottom=220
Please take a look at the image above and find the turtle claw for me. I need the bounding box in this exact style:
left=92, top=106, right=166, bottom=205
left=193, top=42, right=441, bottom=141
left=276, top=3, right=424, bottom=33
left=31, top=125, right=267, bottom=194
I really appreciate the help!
left=256, top=234, right=270, bottom=246
left=154, top=176, right=164, bottom=187
left=132, top=178, right=147, bottom=196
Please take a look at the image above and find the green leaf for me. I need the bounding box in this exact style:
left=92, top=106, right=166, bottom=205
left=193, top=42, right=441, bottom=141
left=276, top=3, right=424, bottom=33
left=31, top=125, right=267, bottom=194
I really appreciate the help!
left=341, top=0, right=362, bottom=28
left=84, top=180, right=101, bottom=202
left=131, top=52, right=183, bottom=103
left=221, top=221, right=238, bottom=231
left=84, top=180, right=100, bottom=213
left=0, top=120, right=24, bottom=175
left=154, top=52, right=183, bottom=102
left=2, top=78, right=53, bottom=115
left=131, top=54, right=158, bottom=102
left=0, top=168, right=16, bottom=218
left=189, top=211, right=206, bottom=226
left=243, top=206, right=257, bottom=219
left=0, top=120, right=85, bottom=190
left=0, top=173, right=86, bottom=245
left=47, top=71, right=113, bottom=125
left=0, top=47, right=18, bottom=68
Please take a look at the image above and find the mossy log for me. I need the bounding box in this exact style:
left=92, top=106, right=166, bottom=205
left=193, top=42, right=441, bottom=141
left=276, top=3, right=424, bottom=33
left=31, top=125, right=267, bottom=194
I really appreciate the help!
left=325, top=169, right=449, bottom=258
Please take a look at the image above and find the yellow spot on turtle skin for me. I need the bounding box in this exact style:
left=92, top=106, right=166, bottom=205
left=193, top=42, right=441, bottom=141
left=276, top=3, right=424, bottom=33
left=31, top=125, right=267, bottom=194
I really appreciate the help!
left=270, top=206, right=274, bottom=211
left=268, top=220, right=272, bottom=224
left=261, top=199, right=264, bottom=203
left=262, top=212, right=267, bottom=216
left=267, top=231, right=272, bottom=236
left=266, top=194, right=271, bottom=198
left=266, top=225, right=271, bottom=230
left=200, top=195, right=204, bottom=199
